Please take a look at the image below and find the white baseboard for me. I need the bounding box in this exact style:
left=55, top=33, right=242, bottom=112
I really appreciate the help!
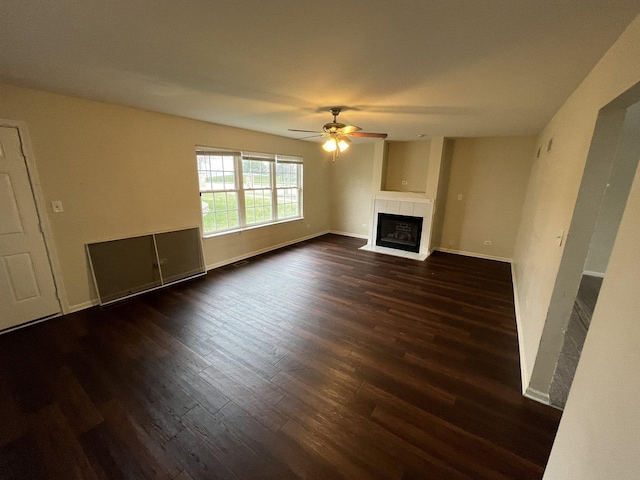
left=205, top=230, right=330, bottom=271
left=435, top=247, right=511, bottom=263
left=524, top=386, right=551, bottom=405
left=511, top=263, right=530, bottom=394
left=524, top=386, right=562, bottom=410
left=0, top=313, right=62, bottom=336
left=329, top=230, right=368, bottom=240
left=583, top=270, right=605, bottom=278
left=359, top=244, right=429, bottom=261
left=68, top=299, right=98, bottom=313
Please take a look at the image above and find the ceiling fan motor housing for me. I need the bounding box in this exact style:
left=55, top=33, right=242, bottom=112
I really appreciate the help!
left=288, top=106, right=386, bottom=140
left=324, top=123, right=346, bottom=133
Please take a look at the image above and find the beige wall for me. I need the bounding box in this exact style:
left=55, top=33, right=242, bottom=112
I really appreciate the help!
left=424, top=136, right=446, bottom=251
left=430, top=139, right=454, bottom=250
left=503, top=14, right=640, bottom=479
left=513, top=14, right=640, bottom=391
left=0, top=84, right=330, bottom=311
left=329, top=143, right=375, bottom=237
left=330, top=136, right=534, bottom=258
left=330, top=138, right=447, bottom=240
left=544, top=161, right=640, bottom=479
left=439, top=137, right=535, bottom=260
left=584, top=123, right=640, bottom=274
left=384, top=140, right=430, bottom=193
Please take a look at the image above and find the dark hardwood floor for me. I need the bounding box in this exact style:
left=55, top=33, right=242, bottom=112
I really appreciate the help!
left=0, top=234, right=561, bottom=479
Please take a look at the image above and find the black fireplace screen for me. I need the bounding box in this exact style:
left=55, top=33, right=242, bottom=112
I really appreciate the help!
left=376, top=213, right=423, bottom=253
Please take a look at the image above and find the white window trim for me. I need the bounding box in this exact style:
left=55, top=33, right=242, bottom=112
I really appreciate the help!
left=196, top=147, right=303, bottom=237
left=202, top=216, right=304, bottom=239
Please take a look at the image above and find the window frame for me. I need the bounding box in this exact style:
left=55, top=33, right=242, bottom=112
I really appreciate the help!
left=275, top=161, right=303, bottom=221
left=197, top=150, right=241, bottom=233
left=196, top=147, right=303, bottom=237
left=242, top=156, right=275, bottom=227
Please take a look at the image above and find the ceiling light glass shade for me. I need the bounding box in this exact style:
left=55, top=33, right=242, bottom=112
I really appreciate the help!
left=338, top=136, right=351, bottom=152
left=322, top=137, right=338, bottom=152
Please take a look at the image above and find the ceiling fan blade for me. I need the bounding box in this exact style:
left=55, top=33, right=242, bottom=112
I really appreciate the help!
left=348, top=132, right=388, bottom=138
left=338, top=125, right=362, bottom=134
left=291, top=108, right=385, bottom=144
left=294, top=134, right=325, bottom=140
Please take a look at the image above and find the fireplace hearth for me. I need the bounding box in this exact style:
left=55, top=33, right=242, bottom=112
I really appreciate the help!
left=376, top=213, right=423, bottom=253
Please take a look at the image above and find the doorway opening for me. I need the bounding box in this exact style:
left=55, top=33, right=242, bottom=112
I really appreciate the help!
left=528, top=87, right=640, bottom=408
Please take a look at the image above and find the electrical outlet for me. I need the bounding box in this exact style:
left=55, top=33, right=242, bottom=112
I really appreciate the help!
left=401, top=180, right=408, bottom=186
left=362, top=223, right=367, bottom=228
left=457, top=194, right=463, bottom=201
left=484, top=240, right=492, bottom=245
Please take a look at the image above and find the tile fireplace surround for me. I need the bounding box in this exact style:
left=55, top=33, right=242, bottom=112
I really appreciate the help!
left=360, top=196, right=434, bottom=261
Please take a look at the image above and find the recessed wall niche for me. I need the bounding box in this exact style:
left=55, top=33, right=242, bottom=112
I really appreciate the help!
left=382, top=139, right=431, bottom=193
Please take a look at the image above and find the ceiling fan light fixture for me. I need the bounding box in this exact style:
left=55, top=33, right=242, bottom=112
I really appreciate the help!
left=337, top=136, right=350, bottom=152
left=291, top=107, right=387, bottom=160
left=322, top=137, right=338, bottom=152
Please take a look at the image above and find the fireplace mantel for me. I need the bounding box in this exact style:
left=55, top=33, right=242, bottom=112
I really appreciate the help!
left=360, top=195, right=434, bottom=260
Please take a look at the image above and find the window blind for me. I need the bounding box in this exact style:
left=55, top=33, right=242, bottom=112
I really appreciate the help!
left=196, top=147, right=240, bottom=156
left=197, top=147, right=302, bottom=164
left=276, top=154, right=303, bottom=164
left=242, top=151, right=276, bottom=162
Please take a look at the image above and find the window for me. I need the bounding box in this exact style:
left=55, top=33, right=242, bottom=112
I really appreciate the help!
left=243, top=155, right=273, bottom=225
left=276, top=160, right=301, bottom=220
left=197, top=147, right=303, bottom=235
left=197, top=150, right=240, bottom=232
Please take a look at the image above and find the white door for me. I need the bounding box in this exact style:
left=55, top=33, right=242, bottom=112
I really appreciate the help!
left=0, top=126, right=60, bottom=330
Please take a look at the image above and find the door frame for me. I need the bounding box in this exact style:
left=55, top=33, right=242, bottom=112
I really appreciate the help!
left=526, top=81, right=640, bottom=401
left=0, top=118, right=68, bottom=321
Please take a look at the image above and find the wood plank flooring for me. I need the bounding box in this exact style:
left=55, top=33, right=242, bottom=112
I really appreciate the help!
left=0, top=234, right=561, bottom=479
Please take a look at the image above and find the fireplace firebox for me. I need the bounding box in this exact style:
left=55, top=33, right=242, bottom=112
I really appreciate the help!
left=376, top=213, right=423, bottom=253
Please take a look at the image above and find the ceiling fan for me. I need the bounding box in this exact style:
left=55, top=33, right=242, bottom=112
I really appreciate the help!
left=289, top=107, right=388, bottom=161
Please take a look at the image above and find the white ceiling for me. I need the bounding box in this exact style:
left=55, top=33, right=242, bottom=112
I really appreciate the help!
left=1, top=1, right=639, bottom=141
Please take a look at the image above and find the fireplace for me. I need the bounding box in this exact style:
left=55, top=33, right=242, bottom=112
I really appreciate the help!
left=360, top=196, right=433, bottom=260
left=376, top=213, right=423, bottom=253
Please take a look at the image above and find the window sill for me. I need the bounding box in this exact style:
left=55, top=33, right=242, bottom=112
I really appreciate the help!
left=202, top=216, right=304, bottom=240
